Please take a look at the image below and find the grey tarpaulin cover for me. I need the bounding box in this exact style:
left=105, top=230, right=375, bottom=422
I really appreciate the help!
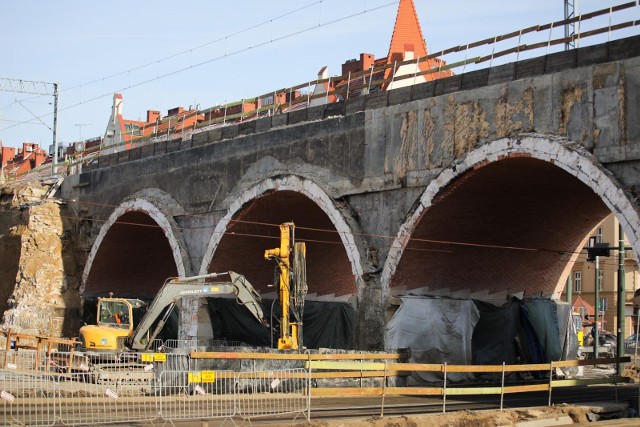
left=385, top=296, right=480, bottom=383
left=520, top=299, right=576, bottom=363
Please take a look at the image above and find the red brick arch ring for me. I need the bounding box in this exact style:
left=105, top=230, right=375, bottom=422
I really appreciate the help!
left=199, top=175, right=367, bottom=297
left=80, top=190, right=191, bottom=295
left=381, top=134, right=640, bottom=300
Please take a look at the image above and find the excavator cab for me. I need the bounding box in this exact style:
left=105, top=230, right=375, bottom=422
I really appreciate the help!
left=98, top=299, right=132, bottom=329
left=79, top=297, right=147, bottom=351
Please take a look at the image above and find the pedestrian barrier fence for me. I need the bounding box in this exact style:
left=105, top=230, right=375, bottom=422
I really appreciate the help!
left=0, top=363, right=311, bottom=425
left=236, top=368, right=310, bottom=421
left=156, top=369, right=236, bottom=422
left=0, top=371, right=58, bottom=427
left=163, top=338, right=242, bottom=349
left=0, top=351, right=633, bottom=426
left=57, top=373, right=157, bottom=426
left=307, top=356, right=632, bottom=416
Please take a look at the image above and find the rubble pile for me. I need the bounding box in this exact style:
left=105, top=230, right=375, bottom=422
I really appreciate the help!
left=622, top=363, right=640, bottom=382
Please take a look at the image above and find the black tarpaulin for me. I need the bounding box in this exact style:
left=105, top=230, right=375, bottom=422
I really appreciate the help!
left=472, top=300, right=520, bottom=366
left=206, top=298, right=355, bottom=349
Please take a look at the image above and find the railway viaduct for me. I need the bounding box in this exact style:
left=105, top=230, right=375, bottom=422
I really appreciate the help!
left=61, top=36, right=640, bottom=350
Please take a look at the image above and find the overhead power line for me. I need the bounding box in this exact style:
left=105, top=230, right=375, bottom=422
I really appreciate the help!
left=0, top=1, right=399, bottom=130
left=13, top=191, right=634, bottom=260
left=60, top=1, right=326, bottom=95
left=0, top=78, right=60, bottom=172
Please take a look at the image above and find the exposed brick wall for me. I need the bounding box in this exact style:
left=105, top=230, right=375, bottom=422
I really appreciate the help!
left=84, top=211, right=178, bottom=298
left=208, top=191, right=356, bottom=298
left=392, top=157, right=611, bottom=297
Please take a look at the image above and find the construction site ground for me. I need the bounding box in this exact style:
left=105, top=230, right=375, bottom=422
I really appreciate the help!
left=158, top=402, right=639, bottom=427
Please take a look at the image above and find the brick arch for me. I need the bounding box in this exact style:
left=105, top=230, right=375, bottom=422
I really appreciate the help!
left=382, top=134, right=640, bottom=300
left=81, top=190, right=190, bottom=298
left=200, top=175, right=366, bottom=298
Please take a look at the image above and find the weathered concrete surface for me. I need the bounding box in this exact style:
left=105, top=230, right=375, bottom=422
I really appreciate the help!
left=58, top=36, right=640, bottom=350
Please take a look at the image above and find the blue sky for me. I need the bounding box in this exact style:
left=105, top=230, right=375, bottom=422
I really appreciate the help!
left=1, top=0, right=638, bottom=149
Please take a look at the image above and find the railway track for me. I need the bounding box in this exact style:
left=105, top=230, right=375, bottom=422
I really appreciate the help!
left=212, top=383, right=640, bottom=426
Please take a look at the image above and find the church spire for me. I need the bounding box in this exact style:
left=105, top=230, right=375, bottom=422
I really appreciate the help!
left=384, top=0, right=452, bottom=87
left=387, top=0, right=428, bottom=66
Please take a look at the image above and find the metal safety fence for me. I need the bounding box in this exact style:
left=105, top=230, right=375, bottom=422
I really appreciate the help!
left=164, top=338, right=243, bottom=350
left=57, top=374, right=157, bottom=426
left=156, top=369, right=236, bottom=422
left=0, top=371, right=58, bottom=427
left=236, top=368, right=310, bottom=421
left=0, top=350, right=633, bottom=426
left=0, top=363, right=311, bottom=425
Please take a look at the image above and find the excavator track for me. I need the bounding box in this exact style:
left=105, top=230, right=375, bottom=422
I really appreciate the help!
left=90, top=362, right=155, bottom=386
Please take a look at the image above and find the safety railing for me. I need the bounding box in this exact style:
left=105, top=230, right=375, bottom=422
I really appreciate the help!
left=163, top=338, right=243, bottom=350
left=57, top=373, right=157, bottom=426
left=44, top=0, right=638, bottom=171
left=0, top=352, right=634, bottom=426
left=0, top=371, right=58, bottom=427
left=156, top=369, right=236, bottom=422
left=0, top=366, right=310, bottom=426
left=236, top=368, right=310, bottom=422
left=308, top=356, right=632, bottom=416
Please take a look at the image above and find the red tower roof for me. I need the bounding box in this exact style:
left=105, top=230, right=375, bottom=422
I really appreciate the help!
left=387, top=0, right=428, bottom=65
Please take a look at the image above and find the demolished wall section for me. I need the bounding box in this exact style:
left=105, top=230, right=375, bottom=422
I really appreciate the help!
left=0, top=180, right=83, bottom=337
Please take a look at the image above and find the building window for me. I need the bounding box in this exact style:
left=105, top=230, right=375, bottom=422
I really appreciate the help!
left=261, top=96, right=274, bottom=106
left=598, top=270, right=604, bottom=291
left=573, top=271, right=582, bottom=293
left=596, top=227, right=604, bottom=244
left=579, top=306, right=587, bottom=319
left=599, top=297, right=608, bottom=313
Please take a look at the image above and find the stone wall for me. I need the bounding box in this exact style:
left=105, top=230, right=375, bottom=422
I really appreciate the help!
left=0, top=181, right=83, bottom=337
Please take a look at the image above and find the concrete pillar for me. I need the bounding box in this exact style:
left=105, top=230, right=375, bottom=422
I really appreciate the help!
left=356, top=275, right=384, bottom=350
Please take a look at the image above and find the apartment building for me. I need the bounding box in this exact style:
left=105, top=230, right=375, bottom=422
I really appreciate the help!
left=567, top=214, right=639, bottom=337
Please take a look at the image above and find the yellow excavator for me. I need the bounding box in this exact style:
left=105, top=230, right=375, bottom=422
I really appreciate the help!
left=79, top=271, right=267, bottom=352
left=264, top=222, right=307, bottom=350
left=79, top=221, right=307, bottom=353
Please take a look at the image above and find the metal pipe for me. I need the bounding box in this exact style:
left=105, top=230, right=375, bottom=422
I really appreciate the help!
left=617, top=223, right=626, bottom=374
left=595, top=256, right=600, bottom=357
left=52, top=83, right=59, bottom=175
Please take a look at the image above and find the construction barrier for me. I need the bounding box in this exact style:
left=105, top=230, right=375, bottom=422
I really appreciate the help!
left=57, top=373, right=157, bottom=426
left=0, top=371, right=58, bottom=427
left=308, top=356, right=632, bottom=416
left=0, top=351, right=634, bottom=426
left=236, top=368, right=310, bottom=422
left=164, top=338, right=242, bottom=349
left=156, top=369, right=236, bottom=422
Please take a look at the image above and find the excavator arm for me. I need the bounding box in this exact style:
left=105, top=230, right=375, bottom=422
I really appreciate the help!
left=128, top=271, right=266, bottom=351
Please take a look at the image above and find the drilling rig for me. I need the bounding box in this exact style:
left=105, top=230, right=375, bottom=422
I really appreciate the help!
left=264, top=222, right=307, bottom=350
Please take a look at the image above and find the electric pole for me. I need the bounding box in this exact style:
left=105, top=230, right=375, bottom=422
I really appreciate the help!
left=0, top=78, right=60, bottom=175
left=564, top=0, right=579, bottom=50
left=617, top=224, right=626, bottom=374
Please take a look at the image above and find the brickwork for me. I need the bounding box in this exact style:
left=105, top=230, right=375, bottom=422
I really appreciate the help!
left=207, top=191, right=355, bottom=297
left=392, top=157, right=610, bottom=296
left=83, top=211, right=179, bottom=298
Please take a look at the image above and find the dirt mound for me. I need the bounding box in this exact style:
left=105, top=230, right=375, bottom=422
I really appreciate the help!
left=302, top=405, right=594, bottom=427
